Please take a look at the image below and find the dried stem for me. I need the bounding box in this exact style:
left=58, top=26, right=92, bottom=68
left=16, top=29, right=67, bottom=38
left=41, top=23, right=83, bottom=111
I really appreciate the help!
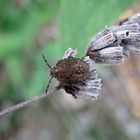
left=0, top=88, right=57, bottom=118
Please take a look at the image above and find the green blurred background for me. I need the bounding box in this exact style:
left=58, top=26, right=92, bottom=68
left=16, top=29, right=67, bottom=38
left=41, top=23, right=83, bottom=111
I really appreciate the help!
left=0, top=0, right=140, bottom=140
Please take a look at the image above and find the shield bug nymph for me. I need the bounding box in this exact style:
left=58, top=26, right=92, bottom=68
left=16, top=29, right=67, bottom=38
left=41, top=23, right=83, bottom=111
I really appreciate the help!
left=50, top=57, right=90, bottom=85
left=43, top=48, right=102, bottom=99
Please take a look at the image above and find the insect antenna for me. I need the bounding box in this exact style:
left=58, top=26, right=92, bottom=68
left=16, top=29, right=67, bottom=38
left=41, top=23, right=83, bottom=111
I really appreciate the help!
left=45, top=76, right=53, bottom=93
left=42, top=54, right=52, bottom=69
left=42, top=54, right=54, bottom=93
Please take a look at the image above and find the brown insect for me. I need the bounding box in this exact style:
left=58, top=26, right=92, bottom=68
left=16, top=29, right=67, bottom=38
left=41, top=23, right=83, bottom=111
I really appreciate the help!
left=42, top=48, right=101, bottom=99
left=42, top=55, right=89, bottom=98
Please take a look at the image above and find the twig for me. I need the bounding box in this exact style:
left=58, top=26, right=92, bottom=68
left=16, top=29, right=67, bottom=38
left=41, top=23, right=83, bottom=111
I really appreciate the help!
left=0, top=88, right=56, bottom=118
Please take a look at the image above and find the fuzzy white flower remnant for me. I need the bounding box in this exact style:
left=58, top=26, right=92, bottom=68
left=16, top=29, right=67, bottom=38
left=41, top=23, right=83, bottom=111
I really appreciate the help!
left=76, top=70, right=102, bottom=100
left=97, top=46, right=128, bottom=64
left=63, top=48, right=77, bottom=58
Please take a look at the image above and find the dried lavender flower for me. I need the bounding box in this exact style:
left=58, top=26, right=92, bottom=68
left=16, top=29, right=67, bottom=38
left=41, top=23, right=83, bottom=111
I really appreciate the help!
left=86, top=13, right=140, bottom=64
left=76, top=70, right=102, bottom=99
left=87, top=45, right=128, bottom=65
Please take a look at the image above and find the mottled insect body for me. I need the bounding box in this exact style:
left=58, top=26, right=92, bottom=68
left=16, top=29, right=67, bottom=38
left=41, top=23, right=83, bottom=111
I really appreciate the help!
left=44, top=48, right=102, bottom=99
left=50, top=57, right=90, bottom=84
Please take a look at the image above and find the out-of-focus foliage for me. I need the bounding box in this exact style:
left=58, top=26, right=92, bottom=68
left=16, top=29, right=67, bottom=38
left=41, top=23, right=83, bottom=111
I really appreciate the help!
left=0, top=0, right=60, bottom=99
left=0, top=0, right=59, bottom=58
left=59, top=0, right=132, bottom=56
left=1, top=0, right=140, bottom=140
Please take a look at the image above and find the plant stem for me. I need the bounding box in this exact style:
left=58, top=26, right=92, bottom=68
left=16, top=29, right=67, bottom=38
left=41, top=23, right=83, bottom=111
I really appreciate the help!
left=0, top=89, right=56, bottom=118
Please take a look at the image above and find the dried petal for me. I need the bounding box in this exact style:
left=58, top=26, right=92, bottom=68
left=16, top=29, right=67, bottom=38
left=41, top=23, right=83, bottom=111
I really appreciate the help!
left=111, top=24, right=139, bottom=32
left=127, top=44, right=140, bottom=52
left=82, top=56, right=93, bottom=65
left=77, top=90, right=99, bottom=100
left=87, top=26, right=116, bottom=51
left=87, top=45, right=128, bottom=65
left=129, top=32, right=140, bottom=41
left=63, top=48, right=77, bottom=58
left=76, top=70, right=102, bottom=100
left=120, top=32, right=140, bottom=52
left=116, top=15, right=140, bottom=52
left=122, top=39, right=140, bottom=52
left=110, top=24, right=139, bottom=42
left=88, top=69, right=99, bottom=79
left=99, top=46, right=125, bottom=57
left=114, top=30, right=130, bottom=41
left=93, top=32, right=115, bottom=50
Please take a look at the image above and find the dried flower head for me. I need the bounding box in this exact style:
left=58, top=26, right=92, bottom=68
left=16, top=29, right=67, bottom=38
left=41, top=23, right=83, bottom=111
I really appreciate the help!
left=86, top=27, right=127, bottom=65
left=75, top=69, right=102, bottom=99
left=47, top=48, right=102, bottom=99
left=87, top=45, right=128, bottom=65
left=118, top=13, right=140, bottom=52
left=86, top=13, right=140, bottom=64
